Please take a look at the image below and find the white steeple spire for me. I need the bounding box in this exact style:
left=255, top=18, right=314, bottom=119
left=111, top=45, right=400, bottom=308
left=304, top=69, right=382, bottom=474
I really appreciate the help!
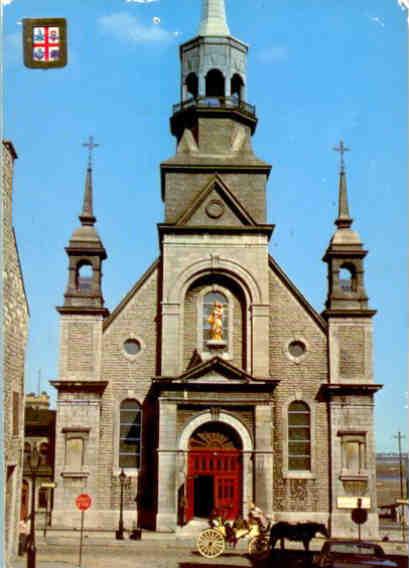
left=198, top=0, right=230, bottom=36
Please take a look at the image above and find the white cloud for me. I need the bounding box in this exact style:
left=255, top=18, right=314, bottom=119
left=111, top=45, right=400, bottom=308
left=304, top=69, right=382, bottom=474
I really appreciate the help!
left=257, top=46, right=288, bottom=63
left=98, top=12, right=173, bottom=44
left=2, top=0, right=15, bottom=5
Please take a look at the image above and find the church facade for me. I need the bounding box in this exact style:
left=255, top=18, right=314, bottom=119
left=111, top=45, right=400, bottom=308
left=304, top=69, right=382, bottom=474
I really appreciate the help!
left=51, top=0, right=380, bottom=538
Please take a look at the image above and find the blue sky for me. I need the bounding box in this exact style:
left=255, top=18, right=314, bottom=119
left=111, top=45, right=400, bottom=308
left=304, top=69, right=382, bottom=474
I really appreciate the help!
left=3, top=0, right=407, bottom=452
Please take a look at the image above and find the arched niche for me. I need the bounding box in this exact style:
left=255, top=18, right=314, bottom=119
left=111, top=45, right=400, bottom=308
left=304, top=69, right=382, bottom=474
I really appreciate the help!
left=206, top=69, right=225, bottom=98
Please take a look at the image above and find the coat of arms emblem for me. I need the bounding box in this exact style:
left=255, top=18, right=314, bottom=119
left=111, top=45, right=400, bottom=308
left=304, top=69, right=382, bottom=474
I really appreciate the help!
left=23, top=18, right=67, bottom=69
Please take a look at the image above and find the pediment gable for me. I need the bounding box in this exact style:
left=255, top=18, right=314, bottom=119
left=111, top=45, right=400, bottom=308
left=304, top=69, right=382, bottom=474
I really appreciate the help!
left=178, top=356, right=252, bottom=384
left=175, top=175, right=257, bottom=227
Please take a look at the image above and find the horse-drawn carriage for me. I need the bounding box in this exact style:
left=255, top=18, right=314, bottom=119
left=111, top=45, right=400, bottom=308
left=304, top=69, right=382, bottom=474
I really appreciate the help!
left=196, top=508, right=270, bottom=559
left=196, top=508, right=329, bottom=560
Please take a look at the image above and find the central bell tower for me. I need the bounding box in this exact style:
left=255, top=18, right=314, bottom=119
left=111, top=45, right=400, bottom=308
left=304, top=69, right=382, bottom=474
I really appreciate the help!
left=156, top=0, right=274, bottom=531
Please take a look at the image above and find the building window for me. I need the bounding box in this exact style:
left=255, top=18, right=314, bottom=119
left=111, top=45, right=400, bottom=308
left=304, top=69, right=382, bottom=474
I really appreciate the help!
left=123, top=338, right=141, bottom=356
left=39, top=442, right=49, bottom=465
left=119, top=399, right=141, bottom=469
left=12, top=391, right=19, bottom=435
left=288, top=401, right=311, bottom=471
left=38, top=487, right=48, bottom=509
left=205, top=69, right=225, bottom=98
left=203, top=291, right=229, bottom=347
left=186, top=72, right=198, bottom=99
left=24, top=442, right=31, bottom=466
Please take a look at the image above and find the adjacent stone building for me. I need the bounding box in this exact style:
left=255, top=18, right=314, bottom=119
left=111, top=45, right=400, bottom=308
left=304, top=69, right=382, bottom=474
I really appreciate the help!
left=21, top=392, right=56, bottom=528
left=3, top=140, right=29, bottom=562
left=51, top=0, right=380, bottom=538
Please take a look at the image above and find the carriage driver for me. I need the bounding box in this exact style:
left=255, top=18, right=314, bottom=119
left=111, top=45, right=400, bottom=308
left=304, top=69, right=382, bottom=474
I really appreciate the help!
left=248, top=502, right=269, bottom=531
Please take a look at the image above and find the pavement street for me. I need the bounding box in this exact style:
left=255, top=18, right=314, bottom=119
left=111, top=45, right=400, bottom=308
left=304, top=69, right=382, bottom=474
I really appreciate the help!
left=10, top=541, right=409, bottom=568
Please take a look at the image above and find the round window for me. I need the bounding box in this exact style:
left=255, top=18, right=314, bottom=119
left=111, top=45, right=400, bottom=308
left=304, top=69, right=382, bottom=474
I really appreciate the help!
left=288, top=340, right=306, bottom=358
left=123, top=339, right=141, bottom=356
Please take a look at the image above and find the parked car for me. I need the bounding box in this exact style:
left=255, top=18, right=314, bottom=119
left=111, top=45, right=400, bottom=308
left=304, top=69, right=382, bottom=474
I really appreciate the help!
left=313, top=540, right=398, bottom=568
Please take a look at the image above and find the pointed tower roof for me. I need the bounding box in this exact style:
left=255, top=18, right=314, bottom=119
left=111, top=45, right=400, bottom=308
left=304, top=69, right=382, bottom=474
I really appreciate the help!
left=330, top=140, right=360, bottom=246
left=198, top=0, right=230, bottom=36
left=79, top=165, right=96, bottom=226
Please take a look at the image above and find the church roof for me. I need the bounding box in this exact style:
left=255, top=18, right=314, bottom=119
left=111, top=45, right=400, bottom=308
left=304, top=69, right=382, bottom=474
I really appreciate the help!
left=268, top=255, right=327, bottom=332
left=103, top=258, right=159, bottom=331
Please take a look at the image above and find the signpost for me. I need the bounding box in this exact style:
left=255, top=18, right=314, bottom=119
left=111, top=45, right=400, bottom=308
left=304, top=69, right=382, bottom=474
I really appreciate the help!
left=75, top=494, right=92, bottom=568
left=351, top=498, right=368, bottom=541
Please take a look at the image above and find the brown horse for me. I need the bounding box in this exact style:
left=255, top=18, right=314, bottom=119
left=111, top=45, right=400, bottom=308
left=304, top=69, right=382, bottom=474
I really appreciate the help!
left=269, top=521, right=329, bottom=551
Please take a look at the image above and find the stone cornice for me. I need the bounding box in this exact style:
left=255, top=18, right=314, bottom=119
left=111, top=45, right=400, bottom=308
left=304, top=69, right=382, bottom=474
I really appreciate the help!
left=319, top=383, right=383, bottom=397
left=50, top=381, right=108, bottom=394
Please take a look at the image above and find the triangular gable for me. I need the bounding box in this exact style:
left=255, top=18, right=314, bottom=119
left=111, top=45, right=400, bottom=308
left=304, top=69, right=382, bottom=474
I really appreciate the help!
left=186, top=349, right=203, bottom=370
left=179, top=356, right=253, bottom=383
left=103, top=259, right=159, bottom=331
left=175, top=175, right=258, bottom=227
left=268, top=255, right=327, bottom=333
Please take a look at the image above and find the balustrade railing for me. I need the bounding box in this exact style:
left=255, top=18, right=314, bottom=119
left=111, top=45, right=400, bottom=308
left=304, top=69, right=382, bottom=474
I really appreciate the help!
left=172, top=96, right=256, bottom=117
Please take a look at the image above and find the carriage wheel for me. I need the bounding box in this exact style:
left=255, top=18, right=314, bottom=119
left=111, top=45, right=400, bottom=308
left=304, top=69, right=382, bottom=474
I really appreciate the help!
left=248, top=535, right=270, bottom=559
left=197, top=528, right=225, bottom=558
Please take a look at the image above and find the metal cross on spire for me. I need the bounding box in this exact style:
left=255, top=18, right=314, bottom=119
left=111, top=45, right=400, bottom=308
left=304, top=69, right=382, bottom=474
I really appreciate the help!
left=82, top=136, right=99, bottom=169
left=333, top=140, right=350, bottom=173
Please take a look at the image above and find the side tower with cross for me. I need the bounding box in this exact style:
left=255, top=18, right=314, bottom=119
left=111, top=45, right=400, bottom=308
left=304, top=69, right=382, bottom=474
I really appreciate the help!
left=322, top=141, right=380, bottom=538
left=52, top=137, right=109, bottom=521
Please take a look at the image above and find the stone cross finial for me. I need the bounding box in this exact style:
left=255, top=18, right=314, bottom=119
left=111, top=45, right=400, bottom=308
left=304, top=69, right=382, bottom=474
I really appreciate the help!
left=198, top=0, right=230, bottom=36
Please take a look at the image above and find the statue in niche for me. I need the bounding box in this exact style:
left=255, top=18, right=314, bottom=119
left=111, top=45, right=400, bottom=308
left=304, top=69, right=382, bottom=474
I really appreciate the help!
left=208, top=301, right=224, bottom=341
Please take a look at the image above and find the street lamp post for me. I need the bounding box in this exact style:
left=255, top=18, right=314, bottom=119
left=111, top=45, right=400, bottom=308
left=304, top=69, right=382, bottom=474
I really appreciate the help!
left=27, top=446, right=41, bottom=568
left=115, top=468, right=127, bottom=540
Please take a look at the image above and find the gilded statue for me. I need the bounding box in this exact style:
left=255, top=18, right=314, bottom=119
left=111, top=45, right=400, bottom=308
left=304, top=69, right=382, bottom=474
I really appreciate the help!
left=208, top=301, right=224, bottom=341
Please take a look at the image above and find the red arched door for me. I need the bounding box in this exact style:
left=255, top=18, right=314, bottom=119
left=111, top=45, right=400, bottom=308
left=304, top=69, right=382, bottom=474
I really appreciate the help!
left=185, top=423, right=242, bottom=523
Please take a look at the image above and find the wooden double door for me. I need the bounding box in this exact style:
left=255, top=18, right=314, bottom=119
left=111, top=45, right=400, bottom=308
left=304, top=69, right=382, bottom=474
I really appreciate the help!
left=186, top=450, right=242, bottom=522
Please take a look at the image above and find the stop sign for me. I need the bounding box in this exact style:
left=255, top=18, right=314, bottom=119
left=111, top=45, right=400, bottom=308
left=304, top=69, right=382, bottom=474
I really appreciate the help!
left=76, top=493, right=92, bottom=511
left=351, top=507, right=368, bottom=525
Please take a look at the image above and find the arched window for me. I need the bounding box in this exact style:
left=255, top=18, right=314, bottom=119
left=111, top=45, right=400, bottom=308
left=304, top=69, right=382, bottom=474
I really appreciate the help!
left=203, top=291, right=229, bottom=347
left=288, top=401, right=311, bottom=471
left=119, top=399, right=142, bottom=469
left=205, top=69, right=225, bottom=98
left=339, top=264, right=357, bottom=292
left=76, top=262, right=93, bottom=292
left=186, top=72, right=198, bottom=99
left=231, top=74, right=244, bottom=101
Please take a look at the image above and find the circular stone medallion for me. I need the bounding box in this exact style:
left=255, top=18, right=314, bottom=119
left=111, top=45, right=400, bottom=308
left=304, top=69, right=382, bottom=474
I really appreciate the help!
left=205, top=199, right=225, bottom=219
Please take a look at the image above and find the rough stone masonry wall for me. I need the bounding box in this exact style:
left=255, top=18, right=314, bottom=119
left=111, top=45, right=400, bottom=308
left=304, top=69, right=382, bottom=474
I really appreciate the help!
left=100, top=266, right=159, bottom=513
left=3, top=141, right=29, bottom=561
left=268, top=267, right=330, bottom=517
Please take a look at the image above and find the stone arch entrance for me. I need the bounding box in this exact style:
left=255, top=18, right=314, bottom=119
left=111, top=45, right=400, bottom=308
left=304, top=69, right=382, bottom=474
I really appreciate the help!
left=179, top=412, right=253, bottom=524
left=186, top=422, right=242, bottom=521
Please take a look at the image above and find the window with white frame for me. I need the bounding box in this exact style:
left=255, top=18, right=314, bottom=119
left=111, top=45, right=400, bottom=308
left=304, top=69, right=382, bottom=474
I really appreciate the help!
left=288, top=401, right=311, bottom=471
left=119, top=399, right=142, bottom=469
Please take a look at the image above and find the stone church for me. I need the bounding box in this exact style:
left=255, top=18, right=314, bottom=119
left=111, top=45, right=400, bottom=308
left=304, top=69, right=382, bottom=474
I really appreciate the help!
left=51, top=0, right=380, bottom=538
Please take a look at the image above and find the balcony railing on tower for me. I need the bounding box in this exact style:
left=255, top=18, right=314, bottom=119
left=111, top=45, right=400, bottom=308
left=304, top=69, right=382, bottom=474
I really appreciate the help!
left=172, top=96, right=256, bottom=117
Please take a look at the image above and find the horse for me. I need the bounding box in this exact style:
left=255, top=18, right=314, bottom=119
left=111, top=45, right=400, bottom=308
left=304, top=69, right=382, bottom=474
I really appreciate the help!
left=269, top=521, right=329, bottom=552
